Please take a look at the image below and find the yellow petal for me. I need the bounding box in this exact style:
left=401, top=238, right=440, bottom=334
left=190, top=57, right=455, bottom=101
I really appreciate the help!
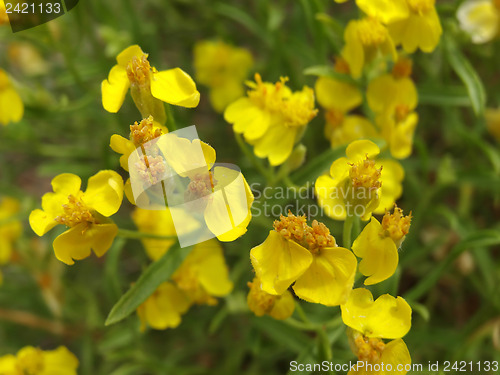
left=150, top=68, right=200, bottom=108
left=225, top=98, right=272, bottom=141
left=293, top=247, right=357, bottom=306
left=341, top=288, right=412, bottom=339
left=253, top=124, right=297, bottom=166
left=53, top=223, right=118, bottom=265
left=29, top=208, right=58, bottom=236
left=269, top=290, right=295, bottom=320
left=315, top=174, right=348, bottom=221
left=0, top=87, right=24, bottom=126
left=390, top=112, right=418, bottom=159
left=380, top=339, right=412, bottom=374
left=367, top=74, right=398, bottom=114
left=356, top=0, right=409, bottom=24
left=374, top=159, right=404, bottom=214
left=315, top=76, right=362, bottom=113
left=342, top=21, right=365, bottom=79
left=101, top=65, right=130, bottom=113
left=352, top=218, right=399, bottom=285
left=250, top=230, right=313, bottom=295
left=110, top=134, right=136, bottom=171
left=83, top=170, right=124, bottom=217
left=116, top=44, right=145, bottom=67
left=346, top=140, right=380, bottom=161
left=0, top=354, right=18, bottom=373
left=209, top=81, right=245, bottom=113
left=42, top=346, right=79, bottom=375
left=51, top=173, right=82, bottom=196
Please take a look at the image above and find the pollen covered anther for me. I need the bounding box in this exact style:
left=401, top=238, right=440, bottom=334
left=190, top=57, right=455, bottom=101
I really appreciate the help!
left=55, top=194, right=94, bottom=227
left=130, top=115, right=162, bottom=146
left=392, top=58, right=413, bottom=79
left=381, top=206, right=412, bottom=245
left=349, top=156, right=383, bottom=191
left=126, top=54, right=152, bottom=86
left=354, top=335, right=386, bottom=362
left=356, top=18, right=388, bottom=46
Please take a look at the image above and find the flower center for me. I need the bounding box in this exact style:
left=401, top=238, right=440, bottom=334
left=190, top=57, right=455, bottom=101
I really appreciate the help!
left=174, top=268, right=217, bottom=305
left=55, top=193, right=94, bottom=227
left=334, top=56, right=351, bottom=75
left=357, top=18, right=388, bottom=47
left=392, top=58, right=413, bottom=79
left=16, top=347, right=45, bottom=375
left=349, top=156, right=382, bottom=191
left=273, top=211, right=337, bottom=253
left=135, top=155, right=167, bottom=185
left=184, top=172, right=216, bottom=202
left=130, top=115, right=162, bottom=146
left=494, top=0, right=500, bottom=11
left=395, top=104, right=411, bottom=122
left=126, top=54, right=151, bottom=86
left=326, top=108, right=345, bottom=128
left=354, top=335, right=385, bottom=362
left=380, top=205, right=412, bottom=245
left=247, top=278, right=276, bottom=315
left=408, top=0, right=434, bottom=13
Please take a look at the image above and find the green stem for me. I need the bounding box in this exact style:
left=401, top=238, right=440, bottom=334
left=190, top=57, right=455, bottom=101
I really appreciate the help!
left=343, top=214, right=354, bottom=249
left=165, top=104, right=177, bottom=131
left=116, top=229, right=177, bottom=240
left=234, top=133, right=273, bottom=181
left=294, top=300, right=310, bottom=324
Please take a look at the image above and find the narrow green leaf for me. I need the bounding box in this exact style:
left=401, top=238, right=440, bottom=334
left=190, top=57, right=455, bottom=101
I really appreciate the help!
left=105, top=243, right=192, bottom=326
left=252, top=316, right=312, bottom=353
left=443, top=34, right=486, bottom=116
left=418, top=85, right=471, bottom=107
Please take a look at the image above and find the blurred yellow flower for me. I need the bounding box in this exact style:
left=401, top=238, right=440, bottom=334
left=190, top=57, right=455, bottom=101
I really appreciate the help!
left=8, top=42, right=49, bottom=76
left=457, top=0, right=500, bottom=44
left=0, top=69, right=23, bottom=126
left=315, top=140, right=404, bottom=221
left=137, top=239, right=233, bottom=330
left=341, top=18, right=396, bottom=79
left=0, top=345, right=78, bottom=375
left=0, top=197, right=22, bottom=266
left=194, top=40, right=253, bottom=112
left=250, top=212, right=357, bottom=306
left=356, top=0, right=410, bottom=24
left=172, top=239, right=233, bottom=305
left=137, top=281, right=191, bottom=331
left=388, top=0, right=442, bottom=53
left=29, top=171, right=124, bottom=265
left=367, top=63, right=418, bottom=159
left=352, top=206, right=411, bottom=285
left=341, top=288, right=412, bottom=374
left=247, top=277, right=295, bottom=320
left=315, top=73, right=377, bottom=148
left=486, top=107, right=500, bottom=141
left=224, top=73, right=317, bottom=166
left=101, top=44, right=200, bottom=123
left=0, top=1, right=9, bottom=26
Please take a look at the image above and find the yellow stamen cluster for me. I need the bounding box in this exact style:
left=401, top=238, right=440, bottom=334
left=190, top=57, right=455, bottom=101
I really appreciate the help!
left=247, top=278, right=276, bottom=316
left=247, top=74, right=317, bottom=127
left=185, top=172, right=215, bottom=201
left=135, top=155, right=167, bottom=185
left=130, top=115, right=162, bottom=146
left=16, top=347, right=45, bottom=374
left=349, top=156, right=382, bottom=190
left=126, top=54, right=151, bottom=85
left=357, top=18, right=388, bottom=47
left=273, top=211, right=337, bottom=253
left=381, top=206, right=412, bottom=244
left=334, top=56, right=351, bottom=75
left=354, top=335, right=386, bottom=362
left=326, top=108, right=345, bottom=128
left=55, top=193, right=94, bottom=227
left=174, top=270, right=217, bottom=306
left=408, top=0, right=435, bottom=14
left=395, top=104, right=411, bottom=122
left=494, top=0, right=500, bottom=11
left=392, top=58, right=413, bottom=79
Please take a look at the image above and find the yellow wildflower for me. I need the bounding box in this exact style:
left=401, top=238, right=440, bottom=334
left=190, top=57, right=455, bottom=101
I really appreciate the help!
left=0, top=346, right=78, bottom=375
left=0, top=69, right=24, bottom=126
left=367, top=64, right=418, bottom=159
left=158, top=134, right=254, bottom=242
left=137, top=239, right=233, bottom=330
left=315, top=68, right=377, bottom=147
left=224, top=73, right=317, bottom=166
left=341, top=18, right=396, bottom=79
left=247, top=277, right=295, bottom=320
left=8, top=42, right=49, bottom=76
left=29, top=171, right=124, bottom=265
left=101, top=44, right=200, bottom=123
left=486, top=107, right=500, bottom=141
left=457, top=0, right=500, bottom=44
left=341, top=288, right=412, bottom=375
left=356, top=0, right=410, bottom=24
left=0, top=197, right=22, bottom=266
left=137, top=281, right=191, bottom=331
left=172, top=239, right=233, bottom=305
left=388, top=0, right=442, bottom=53
left=0, top=1, right=9, bottom=26
left=194, top=40, right=253, bottom=112
left=315, top=140, right=404, bottom=221
left=352, top=206, right=412, bottom=285
left=250, top=212, right=357, bottom=306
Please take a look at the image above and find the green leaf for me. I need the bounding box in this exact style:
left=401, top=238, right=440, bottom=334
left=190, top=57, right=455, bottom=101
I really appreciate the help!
left=443, top=34, right=486, bottom=116
left=418, top=85, right=471, bottom=107
left=252, top=316, right=313, bottom=353
left=105, top=243, right=192, bottom=326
